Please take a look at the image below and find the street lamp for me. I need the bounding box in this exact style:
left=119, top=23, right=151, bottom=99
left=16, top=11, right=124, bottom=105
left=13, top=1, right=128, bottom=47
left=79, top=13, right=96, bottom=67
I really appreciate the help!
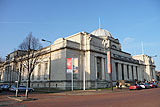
left=150, top=55, right=157, bottom=81
left=151, top=55, right=157, bottom=58
left=15, top=81, right=18, bottom=97
left=42, top=39, right=52, bottom=89
left=150, top=55, right=157, bottom=64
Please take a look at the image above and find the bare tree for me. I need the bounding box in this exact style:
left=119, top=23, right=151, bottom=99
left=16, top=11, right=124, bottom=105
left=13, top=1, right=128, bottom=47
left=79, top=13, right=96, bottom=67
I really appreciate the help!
left=19, top=32, right=42, bottom=87
left=16, top=50, right=27, bottom=86
left=0, top=57, right=4, bottom=63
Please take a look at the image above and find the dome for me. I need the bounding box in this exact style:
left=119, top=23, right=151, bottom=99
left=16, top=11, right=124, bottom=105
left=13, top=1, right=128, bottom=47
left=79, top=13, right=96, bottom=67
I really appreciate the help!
left=91, top=28, right=112, bottom=37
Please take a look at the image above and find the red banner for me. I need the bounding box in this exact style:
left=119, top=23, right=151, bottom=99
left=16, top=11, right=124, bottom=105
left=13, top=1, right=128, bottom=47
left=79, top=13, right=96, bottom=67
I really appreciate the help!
left=67, top=58, right=72, bottom=69
left=107, top=51, right=111, bottom=74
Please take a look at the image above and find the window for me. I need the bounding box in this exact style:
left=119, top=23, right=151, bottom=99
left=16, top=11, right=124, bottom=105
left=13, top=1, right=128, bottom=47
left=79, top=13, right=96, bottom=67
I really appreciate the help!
left=121, top=64, right=124, bottom=80
left=22, top=68, right=25, bottom=80
left=32, top=73, right=34, bottom=80
left=112, top=45, right=117, bottom=49
left=136, top=66, right=138, bottom=80
left=97, top=57, right=102, bottom=80
left=132, top=66, right=134, bottom=80
left=37, top=64, right=41, bottom=80
left=73, top=73, right=78, bottom=79
left=115, top=63, right=118, bottom=80
left=127, top=65, right=129, bottom=79
left=44, top=62, right=48, bottom=80
left=151, top=68, right=154, bottom=79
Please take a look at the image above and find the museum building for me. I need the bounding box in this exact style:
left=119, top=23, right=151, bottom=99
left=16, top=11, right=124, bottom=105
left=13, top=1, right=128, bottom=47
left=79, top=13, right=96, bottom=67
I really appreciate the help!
left=0, top=28, right=156, bottom=90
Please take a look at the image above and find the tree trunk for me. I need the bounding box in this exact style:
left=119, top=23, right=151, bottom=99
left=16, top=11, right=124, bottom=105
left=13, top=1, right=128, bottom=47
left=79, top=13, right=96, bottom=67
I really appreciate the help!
left=28, top=74, right=31, bottom=87
left=18, top=72, right=21, bottom=87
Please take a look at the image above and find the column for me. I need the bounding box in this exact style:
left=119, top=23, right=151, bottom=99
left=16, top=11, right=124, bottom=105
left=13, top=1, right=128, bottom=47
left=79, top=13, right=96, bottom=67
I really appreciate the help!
left=95, top=56, right=97, bottom=80
left=118, top=63, right=122, bottom=80
left=129, top=65, right=132, bottom=80
left=101, top=58, right=105, bottom=80
left=123, top=64, right=128, bottom=80
left=133, top=66, right=137, bottom=80
left=112, top=61, right=116, bottom=81
left=115, top=62, right=119, bottom=81
left=137, top=66, right=142, bottom=81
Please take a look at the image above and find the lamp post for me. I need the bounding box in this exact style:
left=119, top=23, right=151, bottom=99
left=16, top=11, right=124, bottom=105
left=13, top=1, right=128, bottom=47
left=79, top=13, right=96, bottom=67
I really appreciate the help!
left=150, top=55, right=157, bottom=81
left=42, top=39, right=52, bottom=89
left=151, top=55, right=157, bottom=58
left=15, top=81, right=18, bottom=97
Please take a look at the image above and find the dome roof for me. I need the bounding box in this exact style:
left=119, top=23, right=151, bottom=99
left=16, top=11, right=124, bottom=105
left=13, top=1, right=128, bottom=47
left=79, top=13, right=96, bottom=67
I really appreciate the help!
left=91, top=28, right=112, bottom=37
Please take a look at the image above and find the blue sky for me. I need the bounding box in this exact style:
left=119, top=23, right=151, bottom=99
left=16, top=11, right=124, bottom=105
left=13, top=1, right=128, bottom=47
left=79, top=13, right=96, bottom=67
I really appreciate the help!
left=0, top=0, right=160, bottom=70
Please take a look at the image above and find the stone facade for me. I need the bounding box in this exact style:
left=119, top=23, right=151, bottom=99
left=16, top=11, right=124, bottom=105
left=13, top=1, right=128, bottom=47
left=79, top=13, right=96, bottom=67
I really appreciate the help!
left=0, top=28, right=157, bottom=90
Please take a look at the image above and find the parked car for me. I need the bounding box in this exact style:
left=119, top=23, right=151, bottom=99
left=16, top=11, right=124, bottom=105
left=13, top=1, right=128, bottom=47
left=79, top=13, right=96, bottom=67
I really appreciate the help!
left=149, top=83, right=154, bottom=88
left=152, top=82, right=158, bottom=88
left=9, top=85, right=34, bottom=92
left=140, top=83, right=150, bottom=89
left=129, top=84, right=142, bottom=90
left=149, top=83, right=158, bottom=88
left=0, top=84, right=10, bottom=91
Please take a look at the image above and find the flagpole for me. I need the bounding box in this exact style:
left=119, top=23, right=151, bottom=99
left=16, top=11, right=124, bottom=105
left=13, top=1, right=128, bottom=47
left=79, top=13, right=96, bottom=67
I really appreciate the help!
left=71, top=58, right=73, bottom=91
left=99, top=17, right=101, bottom=29
left=83, top=55, right=85, bottom=90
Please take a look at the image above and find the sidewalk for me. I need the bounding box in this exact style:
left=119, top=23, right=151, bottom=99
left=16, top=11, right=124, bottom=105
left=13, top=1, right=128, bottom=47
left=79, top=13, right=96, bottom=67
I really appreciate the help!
left=48, top=87, right=130, bottom=95
left=7, top=87, right=129, bottom=101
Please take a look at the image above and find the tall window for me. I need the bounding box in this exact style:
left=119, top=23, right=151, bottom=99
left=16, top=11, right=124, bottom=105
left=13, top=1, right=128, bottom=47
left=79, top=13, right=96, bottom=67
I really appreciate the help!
left=115, top=63, right=118, bottom=80
left=142, top=69, right=144, bottom=80
left=44, top=62, right=48, bottom=80
left=37, top=64, right=41, bottom=80
left=22, top=68, right=25, bottom=80
left=151, top=68, right=154, bottom=79
left=32, top=73, right=34, bottom=80
left=127, top=65, right=129, bottom=79
left=5, top=66, right=9, bottom=81
left=132, top=66, right=134, bottom=81
left=121, top=64, right=124, bottom=80
left=97, top=57, right=102, bottom=80
left=136, top=66, right=138, bottom=80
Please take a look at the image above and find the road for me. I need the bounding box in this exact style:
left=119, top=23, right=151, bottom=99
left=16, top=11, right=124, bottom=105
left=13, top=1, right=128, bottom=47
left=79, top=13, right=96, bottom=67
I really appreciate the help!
left=1, top=88, right=160, bottom=107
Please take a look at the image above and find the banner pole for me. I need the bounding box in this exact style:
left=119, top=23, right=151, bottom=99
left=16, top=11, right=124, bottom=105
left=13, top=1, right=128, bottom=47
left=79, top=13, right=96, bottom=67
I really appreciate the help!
left=71, top=58, right=73, bottom=91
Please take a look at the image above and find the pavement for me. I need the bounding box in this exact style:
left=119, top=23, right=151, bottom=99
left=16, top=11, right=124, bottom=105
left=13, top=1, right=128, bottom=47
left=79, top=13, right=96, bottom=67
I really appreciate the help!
left=6, top=87, right=129, bottom=101
left=53, top=88, right=129, bottom=95
left=1, top=87, right=160, bottom=107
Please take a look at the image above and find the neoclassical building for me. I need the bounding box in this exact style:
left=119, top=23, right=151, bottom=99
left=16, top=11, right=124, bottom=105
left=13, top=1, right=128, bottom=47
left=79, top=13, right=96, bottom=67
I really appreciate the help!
left=0, top=28, right=156, bottom=90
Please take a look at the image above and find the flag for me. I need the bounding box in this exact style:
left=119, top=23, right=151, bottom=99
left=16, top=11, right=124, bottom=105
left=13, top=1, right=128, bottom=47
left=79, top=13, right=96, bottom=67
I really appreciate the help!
left=73, top=58, right=78, bottom=73
left=67, top=58, right=72, bottom=69
left=107, top=51, right=111, bottom=74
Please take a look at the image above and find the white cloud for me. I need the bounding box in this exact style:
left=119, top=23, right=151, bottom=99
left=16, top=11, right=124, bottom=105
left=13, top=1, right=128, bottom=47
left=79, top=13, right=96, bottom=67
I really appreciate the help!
left=123, top=37, right=135, bottom=45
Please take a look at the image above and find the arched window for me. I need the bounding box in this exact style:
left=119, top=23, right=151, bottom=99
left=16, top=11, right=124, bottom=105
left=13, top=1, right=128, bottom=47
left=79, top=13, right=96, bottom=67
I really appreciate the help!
left=112, top=45, right=117, bottom=49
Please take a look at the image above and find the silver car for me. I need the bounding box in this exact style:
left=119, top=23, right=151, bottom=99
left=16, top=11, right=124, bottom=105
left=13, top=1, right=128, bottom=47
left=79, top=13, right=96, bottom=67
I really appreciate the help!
left=9, top=85, right=34, bottom=92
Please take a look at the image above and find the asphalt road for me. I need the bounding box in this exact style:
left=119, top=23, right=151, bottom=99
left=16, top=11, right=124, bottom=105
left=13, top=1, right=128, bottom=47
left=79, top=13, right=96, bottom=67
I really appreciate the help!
left=1, top=88, right=160, bottom=107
